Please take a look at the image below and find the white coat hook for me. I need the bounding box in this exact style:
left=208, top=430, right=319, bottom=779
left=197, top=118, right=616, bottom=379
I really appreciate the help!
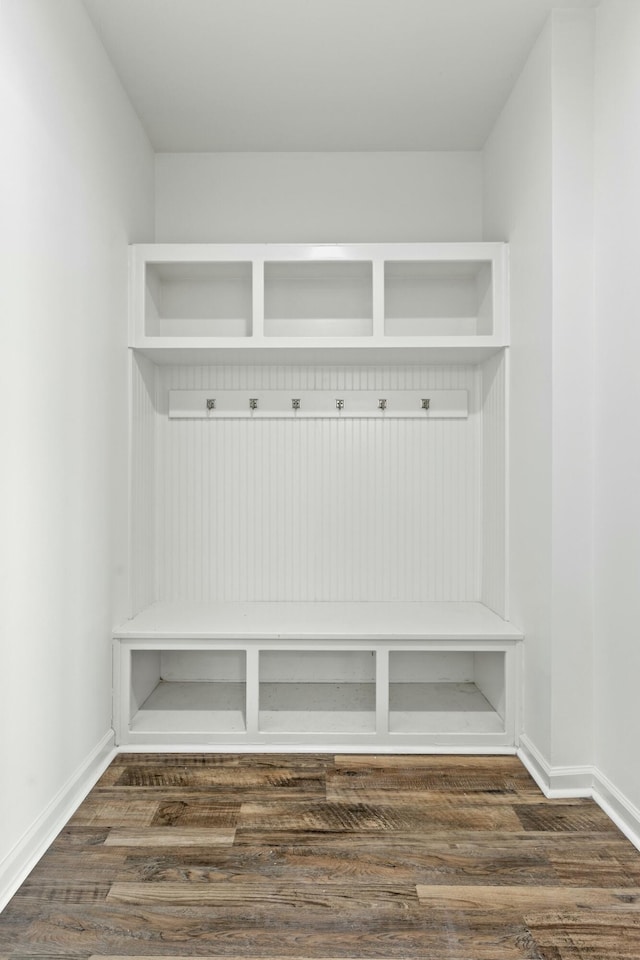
left=336, top=399, right=344, bottom=411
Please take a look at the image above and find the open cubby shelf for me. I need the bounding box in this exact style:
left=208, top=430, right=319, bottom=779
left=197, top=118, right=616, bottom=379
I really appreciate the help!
left=130, top=242, right=508, bottom=364
left=114, top=602, right=522, bottom=749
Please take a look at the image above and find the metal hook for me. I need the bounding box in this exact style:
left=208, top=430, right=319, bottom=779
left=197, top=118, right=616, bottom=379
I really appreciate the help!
left=421, top=398, right=431, bottom=411
left=292, top=398, right=301, bottom=411
left=249, top=398, right=258, bottom=410
left=378, top=398, right=387, bottom=411
left=336, top=399, right=344, bottom=411
left=206, top=398, right=216, bottom=411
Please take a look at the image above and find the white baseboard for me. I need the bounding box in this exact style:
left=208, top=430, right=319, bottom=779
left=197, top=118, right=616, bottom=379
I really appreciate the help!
left=0, top=730, right=117, bottom=913
left=593, top=769, right=640, bottom=852
left=518, top=735, right=640, bottom=853
left=517, top=735, right=553, bottom=795
left=518, top=736, right=593, bottom=797
left=117, top=743, right=519, bottom=755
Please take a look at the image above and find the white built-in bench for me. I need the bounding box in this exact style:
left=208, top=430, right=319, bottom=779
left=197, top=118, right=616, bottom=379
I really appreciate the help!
left=113, top=601, right=522, bottom=752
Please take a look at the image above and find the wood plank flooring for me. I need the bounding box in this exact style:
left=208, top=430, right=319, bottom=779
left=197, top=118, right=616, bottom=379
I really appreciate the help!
left=1, top=754, right=640, bottom=959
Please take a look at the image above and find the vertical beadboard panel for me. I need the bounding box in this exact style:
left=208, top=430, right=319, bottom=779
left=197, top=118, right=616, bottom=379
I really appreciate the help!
left=157, top=365, right=481, bottom=602
left=130, top=353, right=157, bottom=615
left=480, top=351, right=507, bottom=616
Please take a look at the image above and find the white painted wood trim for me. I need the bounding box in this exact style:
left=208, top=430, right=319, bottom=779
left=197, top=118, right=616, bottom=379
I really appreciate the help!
left=168, top=389, right=468, bottom=420
left=126, top=349, right=135, bottom=620
left=517, top=735, right=592, bottom=798
left=129, top=241, right=509, bottom=358
left=491, top=242, right=509, bottom=343
left=113, top=632, right=519, bottom=749
left=375, top=648, right=390, bottom=736
left=518, top=737, right=640, bottom=853
left=129, top=245, right=142, bottom=346
left=134, top=345, right=506, bottom=366
left=593, top=770, right=640, bottom=853
left=252, top=260, right=264, bottom=339
left=503, top=347, right=511, bottom=622
left=114, top=601, right=523, bottom=641
left=114, top=635, right=131, bottom=745
left=113, top=743, right=519, bottom=756
left=372, top=259, right=385, bottom=338
left=245, top=647, right=260, bottom=736
left=131, top=241, right=508, bottom=263
left=0, top=731, right=116, bottom=914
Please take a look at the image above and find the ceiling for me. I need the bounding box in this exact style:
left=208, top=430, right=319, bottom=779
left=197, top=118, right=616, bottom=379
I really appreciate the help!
left=83, top=0, right=598, bottom=153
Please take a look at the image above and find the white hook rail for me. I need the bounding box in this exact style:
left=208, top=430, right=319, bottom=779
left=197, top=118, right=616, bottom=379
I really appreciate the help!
left=168, top=390, right=468, bottom=419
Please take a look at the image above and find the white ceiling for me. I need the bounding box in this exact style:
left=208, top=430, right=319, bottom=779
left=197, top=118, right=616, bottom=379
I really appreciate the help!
left=83, top=0, right=598, bottom=152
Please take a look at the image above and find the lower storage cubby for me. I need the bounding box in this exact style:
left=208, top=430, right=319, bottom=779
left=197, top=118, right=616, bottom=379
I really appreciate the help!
left=259, top=651, right=376, bottom=734
left=388, top=651, right=505, bottom=735
left=114, top=602, right=522, bottom=749
left=130, top=649, right=246, bottom=736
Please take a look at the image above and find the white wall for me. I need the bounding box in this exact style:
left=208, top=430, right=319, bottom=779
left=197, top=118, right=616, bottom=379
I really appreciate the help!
left=0, top=0, right=154, bottom=893
left=155, top=152, right=482, bottom=242
left=548, top=10, right=595, bottom=770
left=593, top=0, right=640, bottom=814
left=483, top=20, right=554, bottom=760
left=484, top=9, right=596, bottom=772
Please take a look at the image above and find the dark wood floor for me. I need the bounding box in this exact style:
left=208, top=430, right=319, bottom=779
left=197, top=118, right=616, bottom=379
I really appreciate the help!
left=1, top=754, right=640, bottom=960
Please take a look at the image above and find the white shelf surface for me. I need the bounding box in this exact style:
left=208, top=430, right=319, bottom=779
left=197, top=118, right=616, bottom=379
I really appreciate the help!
left=389, top=682, right=504, bottom=735
left=259, top=682, right=375, bottom=734
left=132, top=343, right=505, bottom=367
left=115, top=601, right=522, bottom=641
left=132, top=681, right=246, bottom=734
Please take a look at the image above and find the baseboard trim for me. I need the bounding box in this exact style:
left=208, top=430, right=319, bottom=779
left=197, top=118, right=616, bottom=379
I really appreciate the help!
left=518, top=736, right=640, bottom=853
left=117, top=743, right=519, bottom=755
left=518, top=735, right=593, bottom=798
left=0, top=730, right=117, bottom=913
left=517, top=736, right=595, bottom=800
left=517, top=735, right=552, bottom=795
left=593, top=769, right=640, bottom=852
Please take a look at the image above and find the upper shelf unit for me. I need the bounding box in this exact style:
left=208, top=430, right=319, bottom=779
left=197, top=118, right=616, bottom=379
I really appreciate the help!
left=130, top=242, right=509, bottom=364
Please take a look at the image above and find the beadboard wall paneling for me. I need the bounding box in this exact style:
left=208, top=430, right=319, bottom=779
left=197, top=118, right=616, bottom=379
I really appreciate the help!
left=130, top=353, right=158, bottom=616
left=480, top=352, right=507, bottom=617
left=156, top=366, right=482, bottom=603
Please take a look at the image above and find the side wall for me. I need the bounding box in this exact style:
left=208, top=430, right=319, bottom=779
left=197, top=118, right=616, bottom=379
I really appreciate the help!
left=549, top=10, right=595, bottom=771
left=155, top=152, right=482, bottom=242
left=484, top=10, right=596, bottom=775
left=0, top=0, right=154, bottom=904
left=483, top=20, right=555, bottom=760
left=593, top=0, right=640, bottom=822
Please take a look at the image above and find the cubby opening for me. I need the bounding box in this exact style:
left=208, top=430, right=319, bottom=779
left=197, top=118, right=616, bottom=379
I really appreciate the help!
left=130, top=649, right=246, bottom=734
left=145, top=262, right=252, bottom=337
left=384, top=260, right=493, bottom=336
left=388, top=650, right=505, bottom=734
left=259, top=650, right=376, bottom=733
left=264, top=261, right=373, bottom=337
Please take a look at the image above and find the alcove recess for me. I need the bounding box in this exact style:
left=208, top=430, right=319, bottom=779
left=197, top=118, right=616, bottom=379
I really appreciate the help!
left=114, top=241, right=522, bottom=750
